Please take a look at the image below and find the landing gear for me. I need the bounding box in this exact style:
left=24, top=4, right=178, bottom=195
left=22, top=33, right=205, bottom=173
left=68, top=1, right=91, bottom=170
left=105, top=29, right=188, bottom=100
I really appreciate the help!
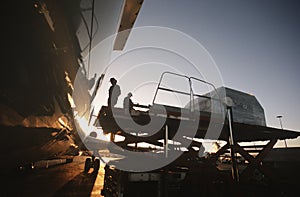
left=84, top=155, right=100, bottom=173
left=94, top=157, right=100, bottom=172
left=84, top=158, right=91, bottom=172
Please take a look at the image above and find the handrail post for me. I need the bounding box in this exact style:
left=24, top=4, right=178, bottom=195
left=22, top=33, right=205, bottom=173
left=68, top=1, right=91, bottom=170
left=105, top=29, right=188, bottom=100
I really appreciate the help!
left=165, top=124, right=169, bottom=158
left=227, top=106, right=239, bottom=182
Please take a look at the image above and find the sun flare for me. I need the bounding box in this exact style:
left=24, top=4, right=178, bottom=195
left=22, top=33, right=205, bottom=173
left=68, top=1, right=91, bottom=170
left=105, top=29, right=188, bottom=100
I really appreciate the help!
left=74, top=114, right=110, bottom=142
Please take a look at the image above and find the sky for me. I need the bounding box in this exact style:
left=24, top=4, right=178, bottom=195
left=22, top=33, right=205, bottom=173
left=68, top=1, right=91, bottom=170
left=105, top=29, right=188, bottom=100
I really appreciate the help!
left=126, top=0, right=300, bottom=146
left=87, top=0, right=300, bottom=147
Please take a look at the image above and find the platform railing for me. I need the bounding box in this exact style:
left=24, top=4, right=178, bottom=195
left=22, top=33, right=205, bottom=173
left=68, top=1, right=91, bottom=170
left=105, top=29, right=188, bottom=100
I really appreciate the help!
left=152, top=71, right=225, bottom=114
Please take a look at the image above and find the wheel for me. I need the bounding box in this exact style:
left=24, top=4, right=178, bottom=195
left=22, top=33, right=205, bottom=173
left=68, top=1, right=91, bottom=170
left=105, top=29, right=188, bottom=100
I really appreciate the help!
left=93, top=158, right=100, bottom=172
left=84, top=158, right=91, bottom=173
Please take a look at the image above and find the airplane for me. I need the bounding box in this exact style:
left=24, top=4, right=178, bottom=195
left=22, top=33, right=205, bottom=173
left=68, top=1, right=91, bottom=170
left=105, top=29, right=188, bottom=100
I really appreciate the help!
left=0, top=0, right=144, bottom=172
left=2, top=0, right=299, bottom=176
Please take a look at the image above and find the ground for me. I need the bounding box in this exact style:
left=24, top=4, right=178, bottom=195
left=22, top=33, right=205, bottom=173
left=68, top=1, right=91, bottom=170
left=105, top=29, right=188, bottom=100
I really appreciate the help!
left=2, top=156, right=105, bottom=197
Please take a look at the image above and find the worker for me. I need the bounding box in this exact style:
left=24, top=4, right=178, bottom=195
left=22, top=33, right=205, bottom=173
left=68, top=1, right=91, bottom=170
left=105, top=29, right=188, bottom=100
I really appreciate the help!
left=107, top=77, right=121, bottom=107
left=123, top=92, right=134, bottom=113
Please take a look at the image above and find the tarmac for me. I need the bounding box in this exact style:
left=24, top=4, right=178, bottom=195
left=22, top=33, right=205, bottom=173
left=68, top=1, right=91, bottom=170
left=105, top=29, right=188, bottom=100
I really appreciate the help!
left=2, top=153, right=300, bottom=197
left=2, top=156, right=105, bottom=197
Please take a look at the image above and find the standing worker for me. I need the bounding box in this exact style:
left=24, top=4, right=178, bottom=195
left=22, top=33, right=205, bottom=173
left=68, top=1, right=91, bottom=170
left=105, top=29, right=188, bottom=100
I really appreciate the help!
left=108, top=77, right=121, bottom=108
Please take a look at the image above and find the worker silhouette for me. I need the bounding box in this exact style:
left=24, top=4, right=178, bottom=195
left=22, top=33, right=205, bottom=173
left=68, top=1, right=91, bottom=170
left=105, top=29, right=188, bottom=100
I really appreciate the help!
left=123, top=92, right=134, bottom=113
left=108, top=77, right=121, bottom=107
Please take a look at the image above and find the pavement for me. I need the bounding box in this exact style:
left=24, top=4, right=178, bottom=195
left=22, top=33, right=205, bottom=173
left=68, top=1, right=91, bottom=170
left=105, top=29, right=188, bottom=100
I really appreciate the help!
left=1, top=156, right=105, bottom=197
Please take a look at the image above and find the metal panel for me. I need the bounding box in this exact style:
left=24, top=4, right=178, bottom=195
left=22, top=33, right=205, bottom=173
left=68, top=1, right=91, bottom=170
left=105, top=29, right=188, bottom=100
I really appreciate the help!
left=196, top=87, right=266, bottom=126
left=113, top=0, right=144, bottom=50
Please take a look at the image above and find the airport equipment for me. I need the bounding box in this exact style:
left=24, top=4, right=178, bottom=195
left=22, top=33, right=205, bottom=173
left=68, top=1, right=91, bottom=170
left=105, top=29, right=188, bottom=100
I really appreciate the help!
left=96, top=72, right=300, bottom=196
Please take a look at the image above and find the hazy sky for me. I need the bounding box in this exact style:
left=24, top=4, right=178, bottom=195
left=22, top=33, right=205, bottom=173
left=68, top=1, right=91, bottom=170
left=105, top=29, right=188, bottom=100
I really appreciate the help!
left=128, top=0, right=300, bottom=146
left=89, top=0, right=300, bottom=147
left=127, top=1, right=299, bottom=125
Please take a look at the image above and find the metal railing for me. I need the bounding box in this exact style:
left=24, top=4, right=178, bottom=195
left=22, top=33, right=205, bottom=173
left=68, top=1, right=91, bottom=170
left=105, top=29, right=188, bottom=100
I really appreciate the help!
left=152, top=71, right=224, bottom=113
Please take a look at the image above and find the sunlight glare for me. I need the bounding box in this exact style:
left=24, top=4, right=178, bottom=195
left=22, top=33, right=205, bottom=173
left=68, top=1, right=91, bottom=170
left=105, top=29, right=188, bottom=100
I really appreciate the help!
left=75, top=114, right=110, bottom=141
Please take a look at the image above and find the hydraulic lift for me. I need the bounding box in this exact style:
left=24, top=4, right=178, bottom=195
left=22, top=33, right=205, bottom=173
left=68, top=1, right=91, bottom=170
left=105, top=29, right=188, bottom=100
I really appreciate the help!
left=95, top=72, right=300, bottom=196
